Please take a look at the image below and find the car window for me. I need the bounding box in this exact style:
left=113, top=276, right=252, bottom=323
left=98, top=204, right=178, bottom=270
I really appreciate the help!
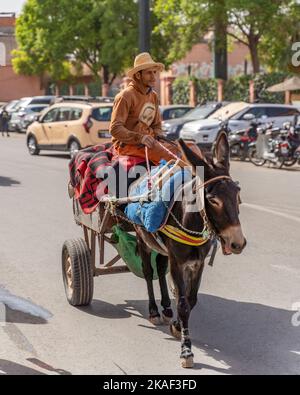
left=28, top=106, right=47, bottom=113
left=237, top=107, right=268, bottom=120
left=183, top=105, right=216, bottom=120
left=70, top=108, right=83, bottom=121
left=164, top=108, right=191, bottom=120
left=6, top=101, right=19, bottom=111
left=57, top=108, right=71, bottom=122
left=31, top=97, right=54, bottom=105
left=16, top=99, right=31, bottom=110
left=266, top=107, right=300, bottom=117
left=91, top=107, right=112, bottom=121
left=210, top=102, right=248, bottom=120
left=43, top=108, right=59, bottom=123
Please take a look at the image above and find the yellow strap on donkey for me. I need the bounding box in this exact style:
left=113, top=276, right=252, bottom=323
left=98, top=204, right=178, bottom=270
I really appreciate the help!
left=160, top=225, right=209, bottom=247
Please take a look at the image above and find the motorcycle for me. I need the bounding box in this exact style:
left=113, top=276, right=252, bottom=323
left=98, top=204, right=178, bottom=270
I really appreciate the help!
left=248, top=122, right=286, bottom=168
left=229, top=120, right=259, bottom=161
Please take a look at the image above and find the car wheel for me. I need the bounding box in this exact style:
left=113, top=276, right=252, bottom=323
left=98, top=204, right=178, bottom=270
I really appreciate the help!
left=69, top=140, right=81, bottom=159
left=27, top=136, right=40, bottom=155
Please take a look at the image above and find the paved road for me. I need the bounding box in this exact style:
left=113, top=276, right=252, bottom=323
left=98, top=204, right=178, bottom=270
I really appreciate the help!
left=0, top=134, right=300, bottom=375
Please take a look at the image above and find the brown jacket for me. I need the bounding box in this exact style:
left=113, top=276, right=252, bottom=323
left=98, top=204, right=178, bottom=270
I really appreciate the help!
left=110, top=79, right=162, bottom=147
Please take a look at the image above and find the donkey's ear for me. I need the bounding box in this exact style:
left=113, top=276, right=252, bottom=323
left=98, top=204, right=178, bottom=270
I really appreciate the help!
left=215, top=131, right=230, bottom=171
left=178, top=139, right=213, bottom=178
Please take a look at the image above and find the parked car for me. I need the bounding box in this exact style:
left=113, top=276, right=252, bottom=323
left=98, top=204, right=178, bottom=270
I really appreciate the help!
left=160, top=105, right=194, bottom=121
left=180, top=102, right=300, bottom=150
left=162, top=102, right=228, bottom=140
left=55, top=96, right=114, bottom=104
left=26, top=100, right=113, bottom=157
left=17, top=105, right=49, bottom=132
left=0, top=100, right=20, bottom=120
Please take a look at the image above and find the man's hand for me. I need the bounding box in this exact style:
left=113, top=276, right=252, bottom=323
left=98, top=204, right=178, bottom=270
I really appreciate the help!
left=141, top=135, right=156, bottom=149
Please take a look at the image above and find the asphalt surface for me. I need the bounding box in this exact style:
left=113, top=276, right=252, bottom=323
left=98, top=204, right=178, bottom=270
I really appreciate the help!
left=0, top=133, right=300, bottom=375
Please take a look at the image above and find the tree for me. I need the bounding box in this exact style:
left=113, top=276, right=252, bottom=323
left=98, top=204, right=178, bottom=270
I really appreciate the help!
left=259, top=1, right=300, bottom=72
left=13, top=0, right=141, bottom=89
left=226, top=0, right=288, bottom=73
left=154, top=0, right=295, bottom=74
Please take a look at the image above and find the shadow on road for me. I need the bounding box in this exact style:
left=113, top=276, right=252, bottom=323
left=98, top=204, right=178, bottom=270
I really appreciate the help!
left=0, top=358, right=72, bottom=375
left=78, top=299, right=132, bottom=319
left=0, top=359, right=47, bottom=375
left=84, top=294, right=300, bottom=375
left=0, top=176, right=20, bottom=187
left=26, top=358, right=72, bottom=375
left=6, top=307, right=48, bottom=325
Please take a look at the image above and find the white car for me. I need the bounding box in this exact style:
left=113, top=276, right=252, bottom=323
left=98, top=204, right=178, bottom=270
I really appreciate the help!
left=180, top=102, right=300, bottom=150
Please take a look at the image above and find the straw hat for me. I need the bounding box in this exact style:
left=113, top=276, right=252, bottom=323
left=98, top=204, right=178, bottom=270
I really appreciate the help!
left=127, top=52, right=165, bottom=79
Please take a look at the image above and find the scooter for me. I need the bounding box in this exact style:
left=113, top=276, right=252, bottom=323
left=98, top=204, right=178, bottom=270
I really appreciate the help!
left=248, top=123, right=285, bottom=168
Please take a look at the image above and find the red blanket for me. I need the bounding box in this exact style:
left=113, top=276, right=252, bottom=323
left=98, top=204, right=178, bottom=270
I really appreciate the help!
left=69, top=143, right=146, bottom=214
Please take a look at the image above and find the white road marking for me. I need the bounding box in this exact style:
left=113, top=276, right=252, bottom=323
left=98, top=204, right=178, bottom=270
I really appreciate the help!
left=243, top=203, right=300, bottom=224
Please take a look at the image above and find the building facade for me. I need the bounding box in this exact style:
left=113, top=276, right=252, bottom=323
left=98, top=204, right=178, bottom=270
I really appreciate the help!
left=0, top=13, right=45, bottom=102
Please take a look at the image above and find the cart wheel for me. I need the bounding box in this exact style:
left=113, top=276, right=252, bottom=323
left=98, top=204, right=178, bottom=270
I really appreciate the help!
left=62, top=238, right=94, bottom=306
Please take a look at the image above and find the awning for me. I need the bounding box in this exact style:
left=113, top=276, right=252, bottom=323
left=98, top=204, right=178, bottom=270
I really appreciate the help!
left=267, top=76, right=300, bottom=92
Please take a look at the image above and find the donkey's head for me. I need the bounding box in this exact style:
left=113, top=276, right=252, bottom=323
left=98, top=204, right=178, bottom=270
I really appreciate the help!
left=179, top=133, right=247, bottom=255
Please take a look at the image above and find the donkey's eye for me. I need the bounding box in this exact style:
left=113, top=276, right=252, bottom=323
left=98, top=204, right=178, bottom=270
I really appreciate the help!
left=207, top=195, right=223, bottom=208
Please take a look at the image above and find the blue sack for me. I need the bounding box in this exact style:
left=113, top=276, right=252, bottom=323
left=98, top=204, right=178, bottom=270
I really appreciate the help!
left=125, top=164, right=191, bottom=232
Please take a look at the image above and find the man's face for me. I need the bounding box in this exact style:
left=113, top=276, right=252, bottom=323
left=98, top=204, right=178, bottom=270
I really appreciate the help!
left=137, top=68, right=158, bottom=88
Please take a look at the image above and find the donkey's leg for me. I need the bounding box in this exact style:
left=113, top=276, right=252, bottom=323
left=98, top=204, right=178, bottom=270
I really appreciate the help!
left=186, top=262, right=205, bottom=311
left=156, top=254, right=173, bottom=325
left=138, top=240, right=161, bottom=325
left=170, top=258, right=194, bottom=368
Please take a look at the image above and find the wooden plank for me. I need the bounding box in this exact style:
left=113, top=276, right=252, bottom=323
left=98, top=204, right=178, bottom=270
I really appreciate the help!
left=95, top=266, right=130, bottom=276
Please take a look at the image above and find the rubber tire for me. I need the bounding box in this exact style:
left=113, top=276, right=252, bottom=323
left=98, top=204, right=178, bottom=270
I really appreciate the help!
left=272, top=157, right=284, bottom=169
left=248, top=147, right=266, bottom=166
left=27, top=135, right=40, bottom=156
left=69, top=140, right=81, bottom=159
left=283, top=159, right=297, bottom=167
left=62, top=238, right=94, bottom=306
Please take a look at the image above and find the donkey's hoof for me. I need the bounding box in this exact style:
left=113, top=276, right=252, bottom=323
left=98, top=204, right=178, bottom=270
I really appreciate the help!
left=162, top=309, right=173, bottom=325
left=181, top=356, right=194, bottom=369
left=170, top=322, right=181, bottom=340
left=149, top=315, right=161, bottom=326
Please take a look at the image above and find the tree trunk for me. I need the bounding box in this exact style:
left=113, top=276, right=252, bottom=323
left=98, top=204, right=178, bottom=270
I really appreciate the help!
left=249, top=35, right=260, bottom=74
left=213, top=0, right=228, bottom=80
left=102, top=65, right=110, bottom=96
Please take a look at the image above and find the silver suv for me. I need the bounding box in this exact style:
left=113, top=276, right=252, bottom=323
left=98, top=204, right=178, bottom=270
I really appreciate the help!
left=180, top=103, right=300, bottom=149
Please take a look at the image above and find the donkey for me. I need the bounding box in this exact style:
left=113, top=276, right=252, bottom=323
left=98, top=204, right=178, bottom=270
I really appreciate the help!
left=134, top=133, right=247, bottom=368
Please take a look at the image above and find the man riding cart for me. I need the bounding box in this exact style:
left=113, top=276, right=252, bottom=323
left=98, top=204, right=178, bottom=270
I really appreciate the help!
left=110, top=52, right=183, bottom=165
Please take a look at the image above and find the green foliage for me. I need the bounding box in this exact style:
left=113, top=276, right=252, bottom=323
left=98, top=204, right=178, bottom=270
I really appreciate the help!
left=224, top=74, right=252, bottom=101
left=172, top=77, right=190, bottom=104
left=259, top=3, right=300, bottom=71
left=13, top=0, right=170, bottom=85
left=252, top=73, right=289, bottom=104
left=195, top=79, right=218, bottom=103
left=172, top=72, right=290, bottom=104
left=154, top=0, right=300, bottom=74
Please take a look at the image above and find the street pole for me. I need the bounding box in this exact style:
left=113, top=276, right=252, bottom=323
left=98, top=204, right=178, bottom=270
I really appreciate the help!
left=139, top=0, right=151, bottom=53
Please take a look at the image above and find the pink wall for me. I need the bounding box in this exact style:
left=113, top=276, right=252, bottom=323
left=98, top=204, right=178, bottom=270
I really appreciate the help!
left=0, top=66, right=45, bottom=102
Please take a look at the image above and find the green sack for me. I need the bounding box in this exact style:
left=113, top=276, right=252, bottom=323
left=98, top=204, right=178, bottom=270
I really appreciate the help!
left=112, top=225, right=161, bottom=280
